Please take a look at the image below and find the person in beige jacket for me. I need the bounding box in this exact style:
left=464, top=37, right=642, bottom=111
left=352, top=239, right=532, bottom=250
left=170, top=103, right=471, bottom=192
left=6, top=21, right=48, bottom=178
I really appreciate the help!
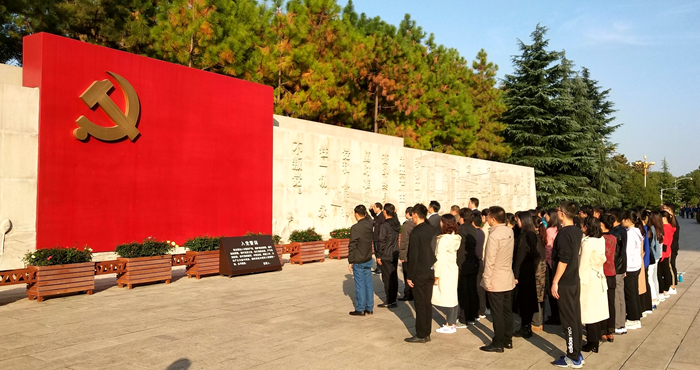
left=479, top=206, right=515, bottom=353
left=580, top=217, right=609, bottom=353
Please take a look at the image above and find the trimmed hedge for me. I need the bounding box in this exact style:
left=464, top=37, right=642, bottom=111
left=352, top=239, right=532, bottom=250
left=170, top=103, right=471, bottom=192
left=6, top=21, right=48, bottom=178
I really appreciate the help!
left=288, top=228, right=323, bottom=243
left=24, top=246, right=92, bottom=267
left=330, top=228, right=351, bottom=239
left=115, top=238, right=173, bottom=258
left=183, top=236, right=221, bottom=252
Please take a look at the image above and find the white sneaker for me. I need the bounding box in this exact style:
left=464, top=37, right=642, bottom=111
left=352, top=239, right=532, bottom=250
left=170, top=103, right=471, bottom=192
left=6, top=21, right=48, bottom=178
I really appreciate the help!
left=478, top=315, right=486, bottom=320
left=669, top=287, right=678, bottom=295
left=664, top=293, right=671, bottom=299
left=615, top=327, right=627, bottom=335
left=436, top=325, right=456, bottom=334
left=643, top=310, right=652, bottom=316
left=652, top=299, right=660, bottom=306
left=625, top=320, right=641, bottom=330
left=659, top=295, right=666, bottom=302
left=642, top=312, right=648, bottom=318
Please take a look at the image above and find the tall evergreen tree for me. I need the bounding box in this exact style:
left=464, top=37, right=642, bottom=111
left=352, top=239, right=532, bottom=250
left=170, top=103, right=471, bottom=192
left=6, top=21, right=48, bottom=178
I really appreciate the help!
left=468, top=49, right=510, bottom=160
left=502, top=25, right=595, bottom=207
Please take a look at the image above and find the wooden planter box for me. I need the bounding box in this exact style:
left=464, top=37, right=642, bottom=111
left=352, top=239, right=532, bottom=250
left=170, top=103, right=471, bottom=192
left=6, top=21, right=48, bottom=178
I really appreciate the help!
left=185, top=250, right=219, bottom=279
left=274, top=245, right=285, bottom=266
left=26, top=262, right=95, bottom=302
left=116, top=255, right=172, bottom=289
left=286, top=241, right=325, bottom=265
left=326, top=239, right=350, bottom=260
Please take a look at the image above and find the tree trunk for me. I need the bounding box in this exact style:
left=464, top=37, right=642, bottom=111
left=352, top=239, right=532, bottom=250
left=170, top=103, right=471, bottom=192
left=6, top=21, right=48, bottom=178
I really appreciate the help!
left=374, top=86, right=379, bottom=133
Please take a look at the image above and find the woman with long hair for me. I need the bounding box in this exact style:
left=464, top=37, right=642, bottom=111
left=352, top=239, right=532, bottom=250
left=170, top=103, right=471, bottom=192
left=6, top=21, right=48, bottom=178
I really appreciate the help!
left=658, top=211, right=676, bottom=298
left=638, top=209, right=653, bottom=316
left=580, top=217, right=609, bottom=353
left=647, top=211, right=664, bottom=308
left=545, top=208, right=561, bottom=325
left=599, top=214, right=618, bottom=342
left=621, top=210, right=645, bottom=330
left=432, top=214, right=462, bottom=334
left=513, top=212, right=544, bottom=338
left=665, top=206, right=680, bottom=294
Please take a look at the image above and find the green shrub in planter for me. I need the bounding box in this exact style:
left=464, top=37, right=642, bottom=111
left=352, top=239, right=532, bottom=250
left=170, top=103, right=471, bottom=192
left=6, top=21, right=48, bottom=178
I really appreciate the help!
left=184, top=236, right=221, bottom=252
left=288, top=228, right=323, bottom=243
left=115, top=238, right=173, bottom=258
left=24, top=246, right=92, bottom=267
left=330, top=228, right=351, bottom=239
left=244, top=231, right=283, bottom=245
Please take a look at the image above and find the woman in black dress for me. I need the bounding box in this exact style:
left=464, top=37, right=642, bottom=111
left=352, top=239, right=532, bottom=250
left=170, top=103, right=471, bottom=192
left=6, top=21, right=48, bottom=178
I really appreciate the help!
left=513, top=211, right=544, bottom=338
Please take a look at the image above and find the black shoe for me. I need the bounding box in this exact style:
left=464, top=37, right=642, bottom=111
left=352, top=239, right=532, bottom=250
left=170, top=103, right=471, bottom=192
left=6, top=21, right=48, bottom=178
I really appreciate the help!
left=377, top=302, right=397, bottom=308
left=582, top=342, right=599, bottom=353
left=398, top=296, right=413, bottom=301
left=404, top=336, right=429, bottom=343
left=504, top=341, right=513, bottom=349
left=479, top=343, right=504, bottom=353
left=349, top=310, right=365, bottom=316
left=523, top=325, right=533, bottom=339
left=513, top=328, right=525, bottom=338
left=364, top=310, right=373, bottom=315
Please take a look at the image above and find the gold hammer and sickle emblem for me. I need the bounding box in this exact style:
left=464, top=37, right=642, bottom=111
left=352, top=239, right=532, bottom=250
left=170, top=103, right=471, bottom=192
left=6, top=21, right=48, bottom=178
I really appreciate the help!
left=74, top=71, right=141, bottom=141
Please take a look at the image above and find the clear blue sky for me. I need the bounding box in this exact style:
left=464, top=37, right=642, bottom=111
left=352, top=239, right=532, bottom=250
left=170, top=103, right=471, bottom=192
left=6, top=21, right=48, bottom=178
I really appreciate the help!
left=342, top=0, right=700, bottom=176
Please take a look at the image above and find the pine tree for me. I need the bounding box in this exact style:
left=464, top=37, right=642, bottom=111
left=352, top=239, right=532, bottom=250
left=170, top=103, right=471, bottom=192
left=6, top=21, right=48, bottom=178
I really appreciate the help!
left=468, top=49, right=510, bottom=160
left=502, top=25, right=595, bottom=207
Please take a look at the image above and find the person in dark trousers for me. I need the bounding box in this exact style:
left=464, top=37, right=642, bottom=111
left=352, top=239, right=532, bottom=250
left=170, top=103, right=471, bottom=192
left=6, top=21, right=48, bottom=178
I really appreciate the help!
left=456, top=207, right=480, bottom=326
left=473, top=209, right=488, bottom=319
left=398, top=207, right=415, bottom=301
left=664, top=204, right=680, bottom=293
left=348, top=205, right=375, bottom=316
left=513, top=211, right=543, bottom=339
left=370, top=202, right=385, bottom=275
left=551, top=201, right=584, bottom=368
left=479, top=206, right=515, bottom=353
left=428, top=200, right=442, bottom=235
left=609, top=208, right=628, bottom=335
left=376, top=203, right=401, bottom=308
left=404, top=203, right=437, bottom=343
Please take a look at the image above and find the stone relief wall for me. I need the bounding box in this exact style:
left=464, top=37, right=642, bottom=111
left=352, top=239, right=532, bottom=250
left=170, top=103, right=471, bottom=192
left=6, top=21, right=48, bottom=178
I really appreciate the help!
left=272, top=115, right=537, bottom=242
left=0, top=65, right=39, bottom=269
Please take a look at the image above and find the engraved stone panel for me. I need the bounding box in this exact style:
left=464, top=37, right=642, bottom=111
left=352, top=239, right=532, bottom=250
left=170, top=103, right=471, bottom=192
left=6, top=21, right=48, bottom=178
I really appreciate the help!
left=272, top=115, right=537, bottom=242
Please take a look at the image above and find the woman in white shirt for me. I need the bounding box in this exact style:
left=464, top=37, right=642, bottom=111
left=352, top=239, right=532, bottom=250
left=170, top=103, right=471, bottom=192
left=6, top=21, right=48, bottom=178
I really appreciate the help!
left=621, top=210, right=645, bottom=330
left=580, top=217, right=609, bottom=353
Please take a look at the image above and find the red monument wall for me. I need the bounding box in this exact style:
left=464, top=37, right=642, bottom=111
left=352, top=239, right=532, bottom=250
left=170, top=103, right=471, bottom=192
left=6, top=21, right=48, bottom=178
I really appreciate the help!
left=23, top=33, right=273, bottom=252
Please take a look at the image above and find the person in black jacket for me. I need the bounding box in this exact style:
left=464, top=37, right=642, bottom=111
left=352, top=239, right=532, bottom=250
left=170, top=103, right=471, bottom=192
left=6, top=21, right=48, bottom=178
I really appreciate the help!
left=404, top=203, right=437, bottom=343
left=608, top=208, right=628, bottom=334
left=399, top=207, right=416, bottom=301
left=456, top=207, right=480, bottom=326
left=348, top=205, right=376, bottom=316
left=370, top=202, right=385, bottom=275
left=513, top=212, right=544, bottom=339
left=428, top=200, right=442, bottom=235
left=377, top=203, right=401, bottom=308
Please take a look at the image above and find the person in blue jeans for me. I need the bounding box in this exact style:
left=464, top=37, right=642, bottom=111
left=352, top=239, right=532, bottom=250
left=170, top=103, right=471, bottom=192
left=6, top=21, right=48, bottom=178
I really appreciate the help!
left=348, top=205, right=376, bottom=316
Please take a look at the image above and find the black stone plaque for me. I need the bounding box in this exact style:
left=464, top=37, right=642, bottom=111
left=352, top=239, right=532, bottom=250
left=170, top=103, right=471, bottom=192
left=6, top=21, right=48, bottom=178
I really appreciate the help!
left=219, top=235, right=282, bottom=277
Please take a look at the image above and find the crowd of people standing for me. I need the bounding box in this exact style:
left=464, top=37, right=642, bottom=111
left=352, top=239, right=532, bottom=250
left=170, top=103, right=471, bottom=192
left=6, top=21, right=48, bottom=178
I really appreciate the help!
left=346, top=198, right=684, bottom=369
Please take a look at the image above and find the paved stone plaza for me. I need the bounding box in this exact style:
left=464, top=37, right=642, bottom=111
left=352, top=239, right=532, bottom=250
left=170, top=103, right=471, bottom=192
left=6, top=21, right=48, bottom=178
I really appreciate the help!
left=1, top=217, right=699, bottom=370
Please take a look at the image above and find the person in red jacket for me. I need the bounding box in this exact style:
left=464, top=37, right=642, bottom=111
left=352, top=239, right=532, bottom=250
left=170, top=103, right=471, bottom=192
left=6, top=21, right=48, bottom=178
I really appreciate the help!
left=600, top=214, right=618, bottom=342
left=658, top=211, right=676, bottom=299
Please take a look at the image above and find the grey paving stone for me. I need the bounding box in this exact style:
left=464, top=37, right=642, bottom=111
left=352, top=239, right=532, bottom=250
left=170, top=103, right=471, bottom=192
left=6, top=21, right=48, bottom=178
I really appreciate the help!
left=1, top=217, right=700, bottom=369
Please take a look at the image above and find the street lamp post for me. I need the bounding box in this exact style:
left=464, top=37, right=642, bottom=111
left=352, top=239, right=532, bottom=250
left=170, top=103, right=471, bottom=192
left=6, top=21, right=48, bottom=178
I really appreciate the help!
left=660, top=187, right=677, bottom=203
left=634, top=155, right=655, bottom=188
left=660, top=178, right=693, bottom=203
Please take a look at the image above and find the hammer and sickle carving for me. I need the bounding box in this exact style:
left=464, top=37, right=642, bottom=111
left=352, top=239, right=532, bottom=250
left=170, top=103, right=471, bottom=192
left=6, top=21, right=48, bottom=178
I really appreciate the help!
left=74, top=71, right=141, bottom=142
